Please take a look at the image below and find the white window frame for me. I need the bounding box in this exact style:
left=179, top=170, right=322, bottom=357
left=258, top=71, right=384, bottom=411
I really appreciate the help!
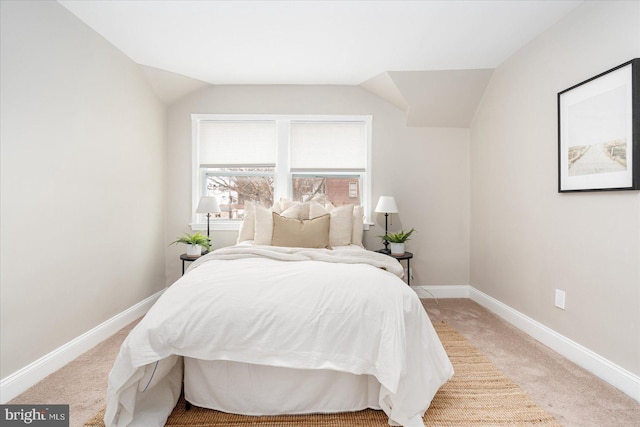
left=191, top=114, right=372, bottom=231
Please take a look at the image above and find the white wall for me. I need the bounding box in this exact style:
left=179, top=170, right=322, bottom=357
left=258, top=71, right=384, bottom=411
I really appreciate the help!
left=0, top=1, right=166, bottom=379
left=166, top=85, right=470, bottom=286
left=470, top=1, right=640, bottom=375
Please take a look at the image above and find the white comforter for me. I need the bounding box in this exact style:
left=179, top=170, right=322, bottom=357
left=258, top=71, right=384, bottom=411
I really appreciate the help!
left=104, top=245, right=453, bottom=427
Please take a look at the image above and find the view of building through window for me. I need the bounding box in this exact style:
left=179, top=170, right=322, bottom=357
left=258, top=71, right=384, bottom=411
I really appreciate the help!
left=206, top=169, right=360, bottom=219
left=205, top=168, right=274, bottom=219
left=292, top=175, right=360, bottom=206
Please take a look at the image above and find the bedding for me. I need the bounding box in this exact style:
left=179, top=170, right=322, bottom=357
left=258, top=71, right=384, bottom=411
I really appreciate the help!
left=104, top=244, right=454, bottom=427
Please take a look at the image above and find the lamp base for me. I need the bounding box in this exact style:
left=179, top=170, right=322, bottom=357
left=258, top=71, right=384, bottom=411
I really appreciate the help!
left=377, top=248, right=391, bottom=255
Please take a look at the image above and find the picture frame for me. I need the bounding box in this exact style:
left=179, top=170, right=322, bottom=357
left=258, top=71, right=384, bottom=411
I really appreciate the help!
left=558, top=58, right=639, bottom=192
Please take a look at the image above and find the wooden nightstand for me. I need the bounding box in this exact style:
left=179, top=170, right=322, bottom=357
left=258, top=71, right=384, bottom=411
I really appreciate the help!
left=376, top=250, right=414, bottom=286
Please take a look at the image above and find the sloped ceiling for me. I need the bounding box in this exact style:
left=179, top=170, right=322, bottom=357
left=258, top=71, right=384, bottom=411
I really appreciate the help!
left=59, top=0, right=582, bottom=126
left=361, top=69, right=494, bottom=127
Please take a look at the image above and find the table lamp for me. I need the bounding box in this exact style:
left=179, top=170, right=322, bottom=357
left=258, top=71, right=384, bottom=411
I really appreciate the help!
left=196, top=196, right=221, bottom=245
left=375, top=196, right=399, bottom=254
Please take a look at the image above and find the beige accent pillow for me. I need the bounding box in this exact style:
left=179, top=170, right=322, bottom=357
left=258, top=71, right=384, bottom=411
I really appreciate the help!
left=271, top=212, right=330, bottom=249
left=237, top=201, right=256, bottom=243
left=253, top=205, right=274, bottom=245
left=329, top=204, right=354, bottom=247
left=351, top=206, right=364, bottom=247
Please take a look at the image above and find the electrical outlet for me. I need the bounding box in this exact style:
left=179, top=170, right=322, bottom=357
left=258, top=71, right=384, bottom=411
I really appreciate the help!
left=555, top=289, right=566, bottom=309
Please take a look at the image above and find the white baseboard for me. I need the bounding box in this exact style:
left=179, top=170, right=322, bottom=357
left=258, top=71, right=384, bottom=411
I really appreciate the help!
left=418, top=285, right=639, bottom=402
left=0, top=290, right=164, bottom=403
left=470, top=287, right=639, bottom=402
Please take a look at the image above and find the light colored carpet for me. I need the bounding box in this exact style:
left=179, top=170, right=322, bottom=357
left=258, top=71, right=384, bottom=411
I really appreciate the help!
left=9, top=299, right=640, bottom=427
left=84, top=321, right=560, bottom=426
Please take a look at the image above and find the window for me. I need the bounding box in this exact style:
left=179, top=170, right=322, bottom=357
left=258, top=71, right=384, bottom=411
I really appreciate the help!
left=204, top=167, right=275, bottom=219
left=292, top=174, right=361, bottom=205
left=192, top=114, right=372, bottom=230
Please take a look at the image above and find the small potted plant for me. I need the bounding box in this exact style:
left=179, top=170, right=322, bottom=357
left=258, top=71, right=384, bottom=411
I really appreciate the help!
left=170, top=232, right=211, bottom=257
left=381, top=228, right=415, bottom=255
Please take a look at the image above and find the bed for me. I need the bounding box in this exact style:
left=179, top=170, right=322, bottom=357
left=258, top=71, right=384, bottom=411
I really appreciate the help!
left=104, top=201, right=454, bottom=427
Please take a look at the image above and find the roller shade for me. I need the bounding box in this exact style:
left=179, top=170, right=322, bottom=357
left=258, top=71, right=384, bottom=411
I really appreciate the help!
left=290, top=122, right=367, bottom=170
left=199, top=121, right=277, bottom=166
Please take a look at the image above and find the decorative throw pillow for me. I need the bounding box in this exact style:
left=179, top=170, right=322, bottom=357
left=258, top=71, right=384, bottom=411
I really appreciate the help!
left=254, top=205, right=274, bottom=245
left=278, top=198, right=297, bottom=212
left=280, top=202, right=302, bottom=219
left=237, top=201, right=256, bottom=243
left=271, top=201, right=282, bottom=214
left=271, top=212, right=330, bottom=249
left=308, top=201, right=328, bottom=219
left=351, top=205, right=364, bottom=247
left=299, top=201, right=311, bottom=220
left=329, top=204, right=354, bottom=247
left=308, top=202, right=355, bottom=246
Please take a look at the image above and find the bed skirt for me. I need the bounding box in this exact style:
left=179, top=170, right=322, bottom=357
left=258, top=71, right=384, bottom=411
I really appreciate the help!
left=184, top=358, right=383, bottom=415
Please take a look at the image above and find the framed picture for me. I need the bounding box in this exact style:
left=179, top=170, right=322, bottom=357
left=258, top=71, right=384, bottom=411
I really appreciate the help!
left=558, top=58, right=639, bottom=192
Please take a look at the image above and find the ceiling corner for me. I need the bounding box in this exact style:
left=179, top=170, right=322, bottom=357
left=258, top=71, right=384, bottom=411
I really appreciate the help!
left=390, top=69, right=494, bottom=128
left=359, top=72, right=409, bottom=112
left=139, top=65, right=211, bottom=105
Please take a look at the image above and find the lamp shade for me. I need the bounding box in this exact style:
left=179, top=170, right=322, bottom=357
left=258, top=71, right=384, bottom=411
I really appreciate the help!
left=374, top=196, right=398, bottom=214
left=196, top=196, right=221, bottom=214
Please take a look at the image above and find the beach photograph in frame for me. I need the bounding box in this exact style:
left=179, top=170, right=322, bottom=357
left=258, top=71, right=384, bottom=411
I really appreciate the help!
left=558, top=58, right=639, bottom=192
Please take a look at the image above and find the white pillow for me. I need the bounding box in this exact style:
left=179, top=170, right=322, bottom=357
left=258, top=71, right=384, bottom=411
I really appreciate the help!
left=308, top=201, right=328, bottom=219
left=329, top=204, right=354, bottom=247
left=278, top=198, right=297, bottom=212
left=299, top=201, right=311, bottom=220
left=254, top=205, right=274, bottom=245
left=237, top=201, right=256, bottom=243
left=309, top=202, right=357, bottom=246
left=280, top=202, right=302, bottom=219
left=351, top=206, right=364, bottom=247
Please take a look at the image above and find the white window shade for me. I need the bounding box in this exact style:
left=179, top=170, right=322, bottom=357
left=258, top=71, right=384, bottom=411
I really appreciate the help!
left=290, top=122, right=367, bottom=170
left=199, top=121, right=277, bottom=166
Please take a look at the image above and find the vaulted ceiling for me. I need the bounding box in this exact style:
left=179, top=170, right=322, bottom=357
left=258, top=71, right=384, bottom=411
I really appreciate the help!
left=59, top=0, right=582, bottom=126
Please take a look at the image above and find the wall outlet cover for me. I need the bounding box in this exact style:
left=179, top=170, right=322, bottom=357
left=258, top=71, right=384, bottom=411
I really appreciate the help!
left=555, top=289, right=566, bottom=309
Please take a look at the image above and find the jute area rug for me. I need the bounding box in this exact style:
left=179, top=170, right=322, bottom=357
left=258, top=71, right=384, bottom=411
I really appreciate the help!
left=86, top=321, right=560, bottom=426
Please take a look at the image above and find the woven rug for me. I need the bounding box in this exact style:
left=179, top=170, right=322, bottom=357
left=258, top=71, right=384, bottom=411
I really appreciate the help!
left=85, top=321, right=560, bottom=426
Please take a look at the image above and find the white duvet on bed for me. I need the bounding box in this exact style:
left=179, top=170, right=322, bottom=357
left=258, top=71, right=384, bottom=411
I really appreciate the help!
left=104, top=245, right=453, bottom=427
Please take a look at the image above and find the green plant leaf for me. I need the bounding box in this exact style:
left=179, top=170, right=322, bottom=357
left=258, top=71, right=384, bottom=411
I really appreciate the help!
left=379, top=228, right=415, bottom=243
left=170, top=232, right=211, bottom=251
